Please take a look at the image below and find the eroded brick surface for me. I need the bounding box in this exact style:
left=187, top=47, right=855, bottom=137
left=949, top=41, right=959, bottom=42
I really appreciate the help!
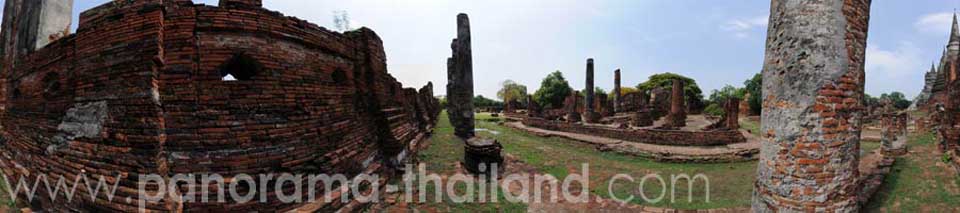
left=752, top=0, right=871, bottom=212
left=0, top=1, right=439, bottom=211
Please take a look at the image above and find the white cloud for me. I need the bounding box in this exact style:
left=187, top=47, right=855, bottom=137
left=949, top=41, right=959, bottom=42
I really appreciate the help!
left=916, top=12, right=953, bottom=35
left=865, top=42, right=924, bottom=97
left=722, top=16, right=768, bottom=39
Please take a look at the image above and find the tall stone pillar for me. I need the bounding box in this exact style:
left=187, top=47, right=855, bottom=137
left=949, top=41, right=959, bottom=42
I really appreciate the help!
left=752, top=0, right=871, bottom=212
left=446, top=13, right=475, bottom=139
left=663, top=79, right=686, bottom=128
left=1, top=0, right=73, bottom=62
left=446, top=13, right=502, bottom=176
left=583, top=59, right=598, bottom=123
left=564, top=91, right=581, bottom=123
left=614, top=69, right=622, bottom=113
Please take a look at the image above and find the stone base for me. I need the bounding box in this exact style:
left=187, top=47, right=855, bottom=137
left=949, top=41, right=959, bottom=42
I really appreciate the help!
left=582, top=112, right=600, bottom=123
left=463, top=136, right=504, bottom=176
left=631, top=111, right=654, bottom=127
left=565, top=112, right=581, bottom=123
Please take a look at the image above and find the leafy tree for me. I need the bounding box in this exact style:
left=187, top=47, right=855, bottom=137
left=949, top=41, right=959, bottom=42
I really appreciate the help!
left=636, top=72, right=705, bottom=110
left=497, top=80, right=528, bottom=103
left=619, top=87, right=639, bottom=96
left=473, top=95, right=503, bottom=108
left=707, top=85, right=746, bottom=105
left=743, top=73, right=762, bottom=115
left=582, top=87, right=608, bottom=98
left=864, top=94, right=879, bottom=108
left=879, top=92, right=911, bottom=110
left=703, top=103, right=725, bottom=116
left=533, top=71, right=573, bottom=109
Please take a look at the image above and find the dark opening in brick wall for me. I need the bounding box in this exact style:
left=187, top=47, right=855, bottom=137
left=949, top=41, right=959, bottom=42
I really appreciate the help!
left=219, top=52, right=262, bottom=81
left=42, top=72, right=61, bottom=99
left=331, top=68, right=347, bottom=84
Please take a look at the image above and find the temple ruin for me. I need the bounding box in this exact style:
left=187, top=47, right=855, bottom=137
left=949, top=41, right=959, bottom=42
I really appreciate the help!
left=0, top=0, right=440, bottom=211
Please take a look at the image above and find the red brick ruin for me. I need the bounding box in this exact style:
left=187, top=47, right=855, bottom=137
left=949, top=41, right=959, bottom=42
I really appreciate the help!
left=0, top=0, right=440, bottom=211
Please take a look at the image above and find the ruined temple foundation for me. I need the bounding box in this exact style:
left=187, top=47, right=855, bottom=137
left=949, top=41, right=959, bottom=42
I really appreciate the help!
left=632, top=109, right=654, bottom=127
left=881, top=113, right=908, bottom=156
left=446, top=13, right=503, bottom=175
left=753, top=0, right=871, bottom=212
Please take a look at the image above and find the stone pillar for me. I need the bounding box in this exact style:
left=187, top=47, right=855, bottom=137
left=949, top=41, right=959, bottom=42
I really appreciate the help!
left=663, top=79, right=686, bottom=128
left=881, top=113, right=908, bottom=156
left=1, top=0, right=73, bottom=62
left=446, top=13, right=475, bottom=139
left=614, top=69, right=622, bottom=113
left=752, top=0, right=871, bottom=212
left=583, top=58, right=598, bottom=123
left=526, top=95, right=540, bottom=117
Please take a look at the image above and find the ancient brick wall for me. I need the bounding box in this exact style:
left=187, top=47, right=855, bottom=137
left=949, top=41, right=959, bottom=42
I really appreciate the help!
left=521, top=117, right=746, bottom=146
left=0, top=0, right=439, bottom=211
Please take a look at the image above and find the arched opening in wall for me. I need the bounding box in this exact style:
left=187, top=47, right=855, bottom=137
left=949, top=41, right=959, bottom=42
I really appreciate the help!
left=331, top=69, right=347, bottom=84
left=42, top=72, right=61, bottom=99
left=219, top=52, right=262, bottom=81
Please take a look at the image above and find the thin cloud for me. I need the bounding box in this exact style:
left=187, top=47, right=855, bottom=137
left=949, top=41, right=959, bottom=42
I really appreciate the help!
left=915, top=12, right=953, bottom=35
left=722, top=15, right=768, bottom=39
left=865, top=42, right=924, bottom=97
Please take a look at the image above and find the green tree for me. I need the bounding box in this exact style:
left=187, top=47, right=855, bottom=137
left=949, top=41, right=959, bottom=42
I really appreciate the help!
left=879, top=92, right=911, bottom=110
left=636, top=72, right=705, bottom=110
left=533, top=71, right=573, bottom=109
left=473, top=95, right=503, bottom=108
left=707, top=85, right=746, bottom=104
left=497, top=80, right=528, bottom=103
left=744, top=73, right=762, bottom=115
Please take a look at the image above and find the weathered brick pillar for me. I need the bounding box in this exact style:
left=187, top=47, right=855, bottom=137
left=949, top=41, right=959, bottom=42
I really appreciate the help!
left=219, top=0, right=262, bottom=8
left=526, top=95, right=540, bottom=117
left=663, top=79, right=686, bottom=128
left=614, top=69, right=622, bottom=113
left=565, top=91, right=581, bottom=122
left=881, top=113, right=908, bottom=156
left=583, top=58, right=598, bottom=123
left=446, top=13, right=475, bottom=139
left=753, top=0, right=871, bottom=212
left=725, top=97, right=740, bottom=130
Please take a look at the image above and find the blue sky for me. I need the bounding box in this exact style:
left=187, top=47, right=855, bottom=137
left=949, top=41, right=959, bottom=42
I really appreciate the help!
left=10, top=0, right=960, bottom=100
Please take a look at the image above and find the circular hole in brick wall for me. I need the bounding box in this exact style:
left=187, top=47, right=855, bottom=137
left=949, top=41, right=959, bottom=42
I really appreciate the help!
left=220, top=52, right=262, bottom=81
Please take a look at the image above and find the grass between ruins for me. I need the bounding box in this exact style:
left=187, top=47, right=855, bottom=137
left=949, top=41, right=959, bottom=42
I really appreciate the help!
left=0, top=168, right=11, bottom=210
left=400, top=112, right=757, bottom=210
left=866, top=132, right=960, bottom=212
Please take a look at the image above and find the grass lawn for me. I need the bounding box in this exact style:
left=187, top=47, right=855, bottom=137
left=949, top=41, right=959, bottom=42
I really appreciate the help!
left=405, top=112, right=757, bottom=210
left=0, top=169, right=12, bottom=211
left=740, top=116, right=762, bottom=137
left=865, top=132, right=960, bottom=212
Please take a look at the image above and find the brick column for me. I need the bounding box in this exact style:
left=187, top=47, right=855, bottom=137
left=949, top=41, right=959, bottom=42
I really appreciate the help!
left=614, top=69, right=622, bottom=113
left=663, top=79, right=686, bottom=128
left=752, top=0, right=871, bottom=212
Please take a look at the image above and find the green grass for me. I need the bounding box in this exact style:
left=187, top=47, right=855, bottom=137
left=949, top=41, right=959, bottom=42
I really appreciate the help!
left=408, top=112, right=757, bottom=210
left=0, top=169, right=12, bottom=211
left=865, top=132, right=960, bottom=212
left=739, top=117, right=762, bottom=137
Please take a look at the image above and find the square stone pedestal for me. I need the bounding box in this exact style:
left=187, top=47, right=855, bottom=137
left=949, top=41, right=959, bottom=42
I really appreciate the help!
left=463, top=136, right=504, bottom=176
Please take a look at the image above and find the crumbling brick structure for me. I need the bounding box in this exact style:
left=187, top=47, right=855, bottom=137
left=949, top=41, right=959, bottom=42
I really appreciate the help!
left=661, top=79, right=686, bottom=129
left=0, top=0, right=440, bottom=211
left=564, top=91, right=581, bottom=122
left=880, top=113, right=908, bottom=156
left=705, top=98, right=740, bottom=131
left=753, top=0, right=871, bottom=212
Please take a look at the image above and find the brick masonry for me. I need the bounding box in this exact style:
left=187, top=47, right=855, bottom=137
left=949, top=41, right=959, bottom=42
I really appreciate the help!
left=521, top=117, right=746, bottom=146
left=752, top=0, right=871, bottom=212
left=0, top=0, right=440, bottom=211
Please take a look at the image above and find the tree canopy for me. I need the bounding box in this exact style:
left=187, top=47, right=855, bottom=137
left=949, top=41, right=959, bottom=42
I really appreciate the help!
left=533, top=71, right=573, bottom=109
left=879, top=92, right=911, bottom=110
left=744, top=73, right=762, bottom=115
left=636, top=72, right=704, bottom=108
left=497, top=80, right=528, bottom=103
